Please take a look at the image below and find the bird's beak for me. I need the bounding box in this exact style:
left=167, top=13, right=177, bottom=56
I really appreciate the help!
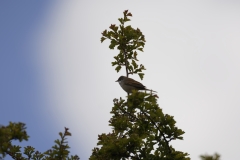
left=115, top=80, right=118, bottom=82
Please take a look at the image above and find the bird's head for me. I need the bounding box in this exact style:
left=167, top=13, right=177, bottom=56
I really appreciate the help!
left=115, top=76, right=126, bottom=83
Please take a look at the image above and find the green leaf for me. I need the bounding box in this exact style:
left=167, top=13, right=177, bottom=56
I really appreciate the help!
left=137, top=47, right=143, bottom=52
left=115, top=66, right=121, bottom=72
left=133, top=51, right=138, bottom=60
left=127, top=12, right=132, bottom=17
left=100, top=37, right=106, bottom=43
left=118, top=18, right=124, bottom=24
left=132, top=60, right=138, bottom=69
left=109, top=43, right=116, bottom=49
left=101, top=30, right=107, bottom=36
left=128, top=65, right=133, bottom=72
left=111, top=61, right=117, bottom=66
left=138, top=73, right=144, bottom=80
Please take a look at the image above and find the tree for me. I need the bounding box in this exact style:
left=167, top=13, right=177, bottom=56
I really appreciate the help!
left=0, top=122, right=79, bottom=160
left=90, top=10, right=190, bottom=160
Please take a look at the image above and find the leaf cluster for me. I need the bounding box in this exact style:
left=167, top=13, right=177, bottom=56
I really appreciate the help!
left=101, top=10, right=146, bottom=79
left=200, top=153, right=220, bottom=160
left=90, top=91, right=189, bottom=160
left=0, top=123, right=79, bottom=160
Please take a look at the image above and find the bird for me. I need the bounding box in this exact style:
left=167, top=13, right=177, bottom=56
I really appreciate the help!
left=115, top=76, right=156, bottom=93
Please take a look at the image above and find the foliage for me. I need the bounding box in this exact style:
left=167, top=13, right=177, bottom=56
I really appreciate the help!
left=90, top=91, right=189, bottom=160
left=101, top=10, right=146, bottom=79
left=200, top=153, right=220, bottom=160
left=90, top=10, right=190, bottom=160
left=0, top=122, right=79, bottom=160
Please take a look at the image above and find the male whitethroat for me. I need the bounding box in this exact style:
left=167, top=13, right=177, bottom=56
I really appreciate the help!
left=116, top=76, right=156, bottom=93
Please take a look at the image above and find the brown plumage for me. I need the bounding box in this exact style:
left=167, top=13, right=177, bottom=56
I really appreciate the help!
left=116, top=76, right=156, bottom=93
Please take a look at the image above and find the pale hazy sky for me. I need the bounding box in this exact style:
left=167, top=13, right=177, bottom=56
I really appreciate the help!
left=1, top=1, right=240, bottom=160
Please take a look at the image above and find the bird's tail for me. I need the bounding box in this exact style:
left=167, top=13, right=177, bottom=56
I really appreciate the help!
left=146, top=89, right=157, bottom=93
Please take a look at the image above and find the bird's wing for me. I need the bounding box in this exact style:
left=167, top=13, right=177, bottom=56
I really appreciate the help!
left=124, top=78, right=146, bottom=89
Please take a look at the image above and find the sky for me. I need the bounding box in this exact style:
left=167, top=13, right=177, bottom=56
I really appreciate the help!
left=1, top=1, right=240, bottom=160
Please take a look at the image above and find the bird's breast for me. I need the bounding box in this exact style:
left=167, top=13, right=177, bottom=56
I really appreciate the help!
left=119, top=81, right=135, bottom=93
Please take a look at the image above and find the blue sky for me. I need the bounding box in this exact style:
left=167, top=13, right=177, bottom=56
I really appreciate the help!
left=0, top=1, right=48, bottom=122
left=0, top=1, right=61, bottom=159
left=1, top=1, right=240, bottom=160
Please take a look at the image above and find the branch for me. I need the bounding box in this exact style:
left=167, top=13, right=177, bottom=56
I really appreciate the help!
left=141, top=111, right=172, bottom=154
left=5, top=150, right=23, bottom=160
left=115, top=99, right=172, bottom=154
